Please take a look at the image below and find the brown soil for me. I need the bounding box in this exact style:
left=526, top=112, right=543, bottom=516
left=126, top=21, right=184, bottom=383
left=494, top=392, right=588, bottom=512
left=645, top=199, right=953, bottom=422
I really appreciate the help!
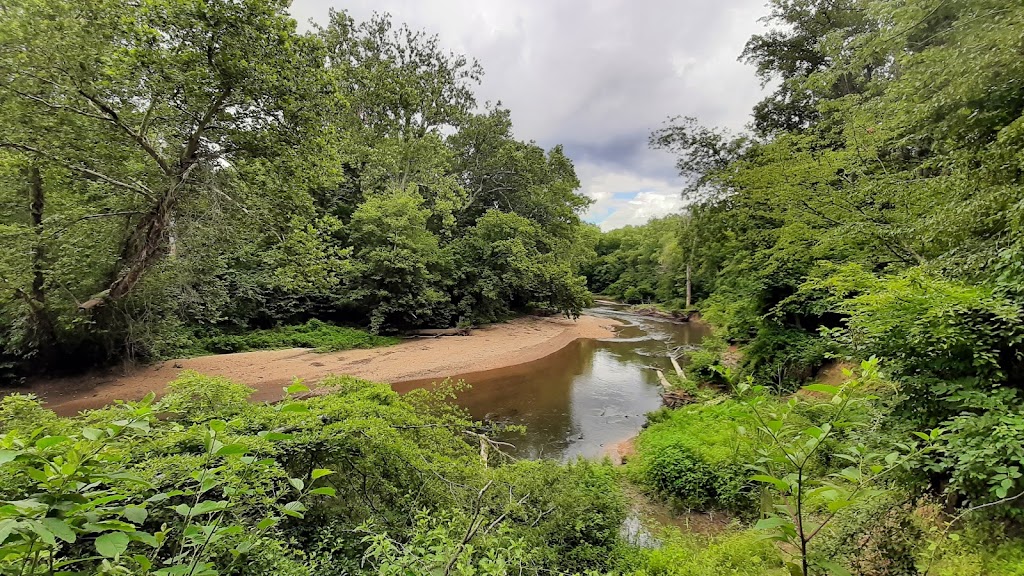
left=814, top=360, right=857, bottom=386
left=621, top=482, right=734, bottom=538
left=604, top=435, right=637, bottom=465
left=10, top=315, right=619, bottom=416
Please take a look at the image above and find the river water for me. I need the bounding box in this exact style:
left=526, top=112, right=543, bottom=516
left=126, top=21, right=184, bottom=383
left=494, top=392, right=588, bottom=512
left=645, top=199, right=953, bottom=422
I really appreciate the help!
left=395, top=305, right=710, bottom=460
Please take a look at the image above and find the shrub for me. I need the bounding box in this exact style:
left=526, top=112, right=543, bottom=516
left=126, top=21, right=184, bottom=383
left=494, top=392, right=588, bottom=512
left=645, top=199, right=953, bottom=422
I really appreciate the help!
left=632, top=401, right=757, bottom=513
left=816, top=491, right=924, bottom=576
left=188, top=319, right=399, bottom=355
left=0, top=372, right=647, bottom=576
left=741, top=323, right=830, bottom=391
left=623, top=528, right=786, bottom=576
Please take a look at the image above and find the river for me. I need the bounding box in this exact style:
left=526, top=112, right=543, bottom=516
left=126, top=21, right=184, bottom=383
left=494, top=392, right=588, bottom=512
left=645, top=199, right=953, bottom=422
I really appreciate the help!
left=394, top=304, right=710, bottom=460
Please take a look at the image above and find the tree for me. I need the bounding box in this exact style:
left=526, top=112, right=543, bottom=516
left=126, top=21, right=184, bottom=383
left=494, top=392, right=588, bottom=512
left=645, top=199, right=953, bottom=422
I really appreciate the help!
left=0, top=0, right=320, bottom=310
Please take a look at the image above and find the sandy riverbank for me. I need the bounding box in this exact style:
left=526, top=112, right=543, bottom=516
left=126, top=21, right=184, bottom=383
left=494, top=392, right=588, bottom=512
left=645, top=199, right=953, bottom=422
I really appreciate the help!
left=16, top=315, right=619, bottom=416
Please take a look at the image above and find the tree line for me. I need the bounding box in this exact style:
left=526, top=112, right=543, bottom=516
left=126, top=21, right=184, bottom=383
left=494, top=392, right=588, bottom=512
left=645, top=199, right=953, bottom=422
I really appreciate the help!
left=0, top=0, right=596, bottom=379
left=591, top=0, right=1024, bottom=520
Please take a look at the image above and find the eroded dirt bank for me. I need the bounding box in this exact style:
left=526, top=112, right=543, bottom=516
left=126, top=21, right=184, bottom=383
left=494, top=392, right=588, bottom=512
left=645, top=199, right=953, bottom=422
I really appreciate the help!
left=14, top=315, right=619, bottom=416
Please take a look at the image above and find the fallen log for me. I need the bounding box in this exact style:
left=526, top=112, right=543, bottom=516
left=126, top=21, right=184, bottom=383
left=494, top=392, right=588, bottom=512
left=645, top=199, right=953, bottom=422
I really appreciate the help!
left=670, top=355, right=685, bottom=378
left=654, top=369, right=672, bottom=389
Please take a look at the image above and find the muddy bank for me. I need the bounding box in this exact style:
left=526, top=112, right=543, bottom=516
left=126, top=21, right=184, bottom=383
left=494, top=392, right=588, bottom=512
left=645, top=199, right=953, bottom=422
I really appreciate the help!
left=12, top=315, right=619, bottom=416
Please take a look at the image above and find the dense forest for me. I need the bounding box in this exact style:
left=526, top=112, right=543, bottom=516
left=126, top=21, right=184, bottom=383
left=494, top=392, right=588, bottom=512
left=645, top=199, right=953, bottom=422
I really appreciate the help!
left=3, top=0, right=1024, bottom=575
left=0, top=0, right=595, bottom=380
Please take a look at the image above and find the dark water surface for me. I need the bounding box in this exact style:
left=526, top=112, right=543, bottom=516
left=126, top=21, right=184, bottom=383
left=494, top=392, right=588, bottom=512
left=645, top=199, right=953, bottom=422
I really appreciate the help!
left=394, top=305, right=710, bottom=460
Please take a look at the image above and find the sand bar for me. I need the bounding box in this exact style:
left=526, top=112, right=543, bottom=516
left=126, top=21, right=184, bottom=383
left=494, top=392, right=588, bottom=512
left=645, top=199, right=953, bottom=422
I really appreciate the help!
left=12, top=315, right=619, bottom=416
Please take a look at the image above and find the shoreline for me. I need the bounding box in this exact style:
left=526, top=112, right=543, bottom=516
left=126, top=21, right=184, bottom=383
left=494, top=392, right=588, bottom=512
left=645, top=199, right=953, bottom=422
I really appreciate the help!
left=13, top=315, right=620, bottom=416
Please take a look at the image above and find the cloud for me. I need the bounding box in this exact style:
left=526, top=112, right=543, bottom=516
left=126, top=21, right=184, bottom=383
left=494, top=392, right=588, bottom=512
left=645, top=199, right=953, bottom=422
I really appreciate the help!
left=288, top=0, right=770, bottom=229
left=577, top=162, right=685, bottom=230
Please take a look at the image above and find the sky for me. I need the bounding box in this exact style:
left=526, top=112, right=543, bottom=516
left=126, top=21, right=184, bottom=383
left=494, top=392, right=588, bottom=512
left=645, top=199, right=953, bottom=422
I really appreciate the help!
left=289, top=0, right=771, bottom=230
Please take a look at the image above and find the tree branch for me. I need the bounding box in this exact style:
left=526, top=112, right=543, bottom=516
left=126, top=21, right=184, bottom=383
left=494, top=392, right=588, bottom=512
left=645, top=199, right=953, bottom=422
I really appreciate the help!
left=76, top=88, right=173, bottom=175
left=0, top=143, right=158, bottom=202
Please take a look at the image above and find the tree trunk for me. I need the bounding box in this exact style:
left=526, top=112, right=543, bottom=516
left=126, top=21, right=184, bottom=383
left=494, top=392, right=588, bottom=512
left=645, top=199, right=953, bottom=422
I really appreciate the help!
left=80, top=186, right=176, bottom=309
left=685, top=262, right=692, bottom=309
left=29, top=166, right=45, bottom=305
left=25, top=165, right=56, bottom=353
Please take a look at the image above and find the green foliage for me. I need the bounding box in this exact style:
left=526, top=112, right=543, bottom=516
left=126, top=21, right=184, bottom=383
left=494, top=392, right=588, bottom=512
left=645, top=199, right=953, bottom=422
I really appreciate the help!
left=632, top=401, right=757, bottom=513
left=610, top=0, right=1024, bottom=530
left=0, top=372, right=647, bottom=575
left=186, top=320, right=399, bottom=356
left=623, top=528, right=786, bottom=576
left=0, top=0, right=594, bottom=376
left=815, top=491, right=924, bottom=576
left=585, top=215, right=692, bottom=306
left=741, top=359, right=942, bottom=576
left=741, top=325, right=830, bottom=391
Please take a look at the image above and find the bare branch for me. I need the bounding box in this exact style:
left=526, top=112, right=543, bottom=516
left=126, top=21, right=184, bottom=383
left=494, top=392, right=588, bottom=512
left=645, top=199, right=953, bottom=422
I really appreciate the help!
left=10, top=89, right=109, bottom=122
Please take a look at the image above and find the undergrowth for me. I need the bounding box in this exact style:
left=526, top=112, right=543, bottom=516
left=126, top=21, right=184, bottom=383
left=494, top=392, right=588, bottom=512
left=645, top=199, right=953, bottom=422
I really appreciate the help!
left=180, top=319, right=399, bottom=356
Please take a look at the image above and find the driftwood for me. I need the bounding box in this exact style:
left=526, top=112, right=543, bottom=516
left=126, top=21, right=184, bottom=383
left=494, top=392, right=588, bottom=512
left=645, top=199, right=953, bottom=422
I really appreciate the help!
left=651, top=365, right=697, bottom=408
left=669, top=355, right=685, bottom=378
left=405, top=327, right=472, bottom=338
left=661, top=389, right=697, bottom=409
left=653, top=369, right=672, bottom=389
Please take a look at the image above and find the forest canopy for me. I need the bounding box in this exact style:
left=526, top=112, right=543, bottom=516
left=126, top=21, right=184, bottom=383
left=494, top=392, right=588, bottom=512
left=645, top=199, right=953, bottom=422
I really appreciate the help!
left=0, top=0, right=594, bottom=379
left=588, top=0, right=1024, bottom=527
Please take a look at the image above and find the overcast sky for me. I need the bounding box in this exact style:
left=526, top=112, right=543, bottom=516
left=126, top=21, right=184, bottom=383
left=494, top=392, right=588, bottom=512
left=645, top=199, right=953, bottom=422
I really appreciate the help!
left=289, top=0, right=770, bottom=230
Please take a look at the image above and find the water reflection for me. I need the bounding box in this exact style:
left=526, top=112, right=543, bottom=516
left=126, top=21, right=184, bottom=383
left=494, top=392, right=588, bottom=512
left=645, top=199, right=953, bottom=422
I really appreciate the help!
left=394, top=306, right=711, bottom=460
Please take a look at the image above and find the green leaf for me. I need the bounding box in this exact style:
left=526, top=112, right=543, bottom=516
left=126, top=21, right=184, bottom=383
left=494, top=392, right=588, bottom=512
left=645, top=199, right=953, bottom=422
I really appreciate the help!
left=28, top=520, right=56, bottom=545
left=754, top=516, right=790, bottom=531
left=285, top=382, right=310, bottom=395
left=259, top=432, right=294, bottom=441
left=0, top=450, right=19, bottom=465
left=81, top=428, right=104, bottom=441
left=215, top=443, right=248, bottom=456
left=288, top=477, right=304, bottom=491
left=177, top=500, right=229, bottom=517
left=255, top=517, right=278, bottom=531
left=751, top=474, right=790, bottom=492
left=279, top=403, right=308, bottom=413
left=131, top=531, right=160, bottom=547
left=35, top=436, right=71, bottom=450
left=123, top=506, right=148, bottom=525
left=310, top=487, right=336, bottom=497
left=133, top=554, right=153, bottom=571
left=95, top=531, right=130, bottom=558
left=0, top=519, right=16, bottom=544
left=282, top=501, right=306, bottom=519
left=311, top=468, right=334, bottom=480
left=41, top=518, right=76, bottom=544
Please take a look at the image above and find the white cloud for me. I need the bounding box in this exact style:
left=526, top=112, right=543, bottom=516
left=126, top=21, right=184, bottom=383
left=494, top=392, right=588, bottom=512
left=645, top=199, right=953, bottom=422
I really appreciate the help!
left=578, top=162, right=685, bottom=230
left=288, top=0, right=770, bottom=230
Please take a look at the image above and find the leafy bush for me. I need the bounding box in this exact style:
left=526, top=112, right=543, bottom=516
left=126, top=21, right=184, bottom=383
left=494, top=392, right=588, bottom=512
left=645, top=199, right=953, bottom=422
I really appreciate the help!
left=816, top=491, right=924, bottom=576
left=632, top=401, right=757, bottom=513
left=938, top=397, right=1024, bottom=519
left=186, top=319, right=399, bottom=355
left=0, top=372, right=641, bottom=576
left=811, top=266, right=1024, bottom=511
left=684, top=335, right=728, bottom=386
left=622, top=528, right=786, bottom=576
left=491, top=459, right=627, bottom=573
left=740, top=323, right=830, bottom=391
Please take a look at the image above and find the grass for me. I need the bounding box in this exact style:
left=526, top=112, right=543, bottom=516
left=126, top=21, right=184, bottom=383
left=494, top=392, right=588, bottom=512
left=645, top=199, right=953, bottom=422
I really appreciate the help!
left=186, top=319, right=399, bottom=356
left=621, top=526, right=786, bottom=575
